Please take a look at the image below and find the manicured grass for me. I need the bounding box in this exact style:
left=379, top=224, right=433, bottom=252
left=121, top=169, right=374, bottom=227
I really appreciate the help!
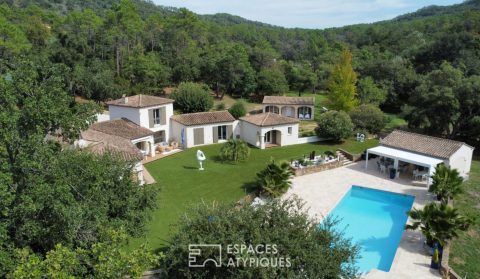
left=449, top=160, right=480, bottom=278
left=128, top=139, right=378, bottom=251
left=384, top=113, right=407, bottom=132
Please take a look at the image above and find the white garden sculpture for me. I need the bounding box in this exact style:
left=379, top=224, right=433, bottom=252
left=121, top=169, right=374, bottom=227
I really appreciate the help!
left=197, top=150, right=206, bottom=170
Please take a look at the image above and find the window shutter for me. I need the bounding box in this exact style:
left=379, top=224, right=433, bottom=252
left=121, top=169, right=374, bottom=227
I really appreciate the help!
left=194, top=128, right=204, bottom=145
left=148, top=109, right=154, bottom=128
left=213, top=126, right=218, bottom=143
left=160, top=107, right=166, bottom=125
left=227, top=125, right=233, bottom=139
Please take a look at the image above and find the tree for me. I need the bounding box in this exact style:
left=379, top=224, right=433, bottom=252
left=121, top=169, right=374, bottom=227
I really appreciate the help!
left=9, top=230, right=160, bottom=279
left=406, top=202, right=473, bottom=246
left=0, top=14, right=31, bottom=57
left=429, top=164, right=464, bottom=204
left=357, top=76, right=387, bottom=105
left=256, top=67, right=289, bottom=96
left=349, top=104, right=385, bottom=134
left=162, top=198, right=359, bottom=278
left=315, top=111, right=354, bottom=141
left=219, top=139, right=250, bottom=162
left=228, top=100, right=247, bottom=119
left=327, top=49, right=358, bottom=112
left=256, top=160, right=293, bottom=198
left=171, top=82, right=213, bottom=113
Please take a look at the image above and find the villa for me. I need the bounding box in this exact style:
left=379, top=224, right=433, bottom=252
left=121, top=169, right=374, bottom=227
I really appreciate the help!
left=262, top=96, right=315, bottom=120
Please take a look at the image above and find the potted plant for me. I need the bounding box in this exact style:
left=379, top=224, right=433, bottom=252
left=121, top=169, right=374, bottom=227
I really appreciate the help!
left=430, top=244, right=440, bottom=269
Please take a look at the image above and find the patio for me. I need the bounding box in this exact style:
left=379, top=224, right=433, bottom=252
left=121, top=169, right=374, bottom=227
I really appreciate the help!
left=284, top=161, right=440, bottom=279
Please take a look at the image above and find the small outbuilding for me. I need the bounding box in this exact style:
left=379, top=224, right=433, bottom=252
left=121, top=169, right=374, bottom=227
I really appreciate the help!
left=239, top=113, right=299, bottom=149
left=366, top=130, right=474, bottom=180
left=262, top=96, right=315, bottom=120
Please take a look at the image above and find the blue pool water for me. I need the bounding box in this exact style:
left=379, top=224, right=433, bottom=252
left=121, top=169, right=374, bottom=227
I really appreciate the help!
left=328, top=186, right=414, bottom=273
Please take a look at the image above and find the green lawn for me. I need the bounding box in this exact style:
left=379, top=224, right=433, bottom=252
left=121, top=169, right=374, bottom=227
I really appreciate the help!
left=449, top=160, right=480, bottom=278
left=128, top=139, right=378, bottom=251
left=384, top=113, right=407, bottom=132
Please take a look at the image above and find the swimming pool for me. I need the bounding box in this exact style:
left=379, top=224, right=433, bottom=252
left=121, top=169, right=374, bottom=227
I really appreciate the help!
left=328, top=186, right=414, bottom=273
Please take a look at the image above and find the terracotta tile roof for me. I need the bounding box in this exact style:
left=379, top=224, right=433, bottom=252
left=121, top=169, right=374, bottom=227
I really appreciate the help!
left=262, top=96, right=314, bottom=106
left=90, top=118, right=153, bottom=140
left=380, top=130, right=472, bottom=159
left=107, top=94, right=174, bottom=108
left=240, top=113, right=299, bottom=127
left=171, top=111, right=235, bottom=126
left=80, top=129, right=143, bottom=161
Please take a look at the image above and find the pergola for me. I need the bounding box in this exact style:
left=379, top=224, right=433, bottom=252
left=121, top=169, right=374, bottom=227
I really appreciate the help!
left=365, top=146, right=444, bottom=186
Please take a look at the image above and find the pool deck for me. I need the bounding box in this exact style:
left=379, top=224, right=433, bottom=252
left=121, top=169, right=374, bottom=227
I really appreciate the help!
left=284, top=160, right=441, bottom=279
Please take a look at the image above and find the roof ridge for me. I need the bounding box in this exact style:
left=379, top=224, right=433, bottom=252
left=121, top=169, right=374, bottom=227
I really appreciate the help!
left=393, top=129, right=464, bottom=145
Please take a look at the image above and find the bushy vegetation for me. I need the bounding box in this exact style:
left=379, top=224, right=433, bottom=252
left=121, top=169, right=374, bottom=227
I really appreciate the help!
left=162, top=198, right=359, bottom=278
left=255, top=159, right=293, bottom=197
left=219, top=139, right=250, bottom=162
left=315, top=111, right=354, bottom=141
left=171, top=82, right=214, bottom=113
left=349, top=104, right=386, bottom=134
left=228, top=100, right=247, bottom=118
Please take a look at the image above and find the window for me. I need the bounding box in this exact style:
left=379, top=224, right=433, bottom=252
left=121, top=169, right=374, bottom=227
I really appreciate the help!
left=217, top=125, right=227, bottom=140
left=154, top=130, right=165, bottom=144
left=297, top=107, right=312, bottom=119
left=288, top=127, right=292, bottom=135
left=153, top=108, right=161, bottom=125
left=265, top=106, right=279, bottom=114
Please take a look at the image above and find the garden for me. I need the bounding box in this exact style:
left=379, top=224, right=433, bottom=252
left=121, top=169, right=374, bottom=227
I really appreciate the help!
left=127, top=139, right=378, bottom=251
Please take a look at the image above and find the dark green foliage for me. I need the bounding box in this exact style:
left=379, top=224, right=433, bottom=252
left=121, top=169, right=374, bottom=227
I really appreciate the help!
left=228, top=100, right=247, bottom=119
left=357, top=76, right=387, bottom=105
left=256, top=67, right=289, bottom=95
left=219, top=139, right=250, bottom=162
left=406, top=202, right=473, bottom=246
left=171, top=82, right=214, bottom=113
left=349, top=104, right=386, bottom=134
left=162, top=198, right=359, bottom=278
left=429, top=164, right=464, bottom=204
left=315, top=111, right=354, bottom=141
left=255, top=159, right=293, bottom=197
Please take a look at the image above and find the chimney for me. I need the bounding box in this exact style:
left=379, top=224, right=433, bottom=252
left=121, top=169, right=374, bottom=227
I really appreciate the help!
left=122, top=94, right=128, bottom=104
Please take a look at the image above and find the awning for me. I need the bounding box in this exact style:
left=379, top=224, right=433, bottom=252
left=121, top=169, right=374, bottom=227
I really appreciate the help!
left=366, top=146, right=444, bottom=168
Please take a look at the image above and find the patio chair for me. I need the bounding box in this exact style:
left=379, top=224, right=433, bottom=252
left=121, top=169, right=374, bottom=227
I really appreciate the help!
left=298, top=114, right=304, bottom=119
left=380, top=165, right=386, bottom=174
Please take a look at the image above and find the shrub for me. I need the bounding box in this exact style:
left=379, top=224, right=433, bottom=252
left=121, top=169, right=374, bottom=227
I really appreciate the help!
left=219, top=139, right=250, bottom=162
left=315, top=111, right=354, bottom=141
left=256, top=159, right=293, bottom=197
left=162, top=198, right=359, bottom=278
left=171, top=82, right=213, bottom=113
left=228, top=100, right=247, bottom=118
left=349, top=104, right=385, bottom=134
left=215, top=102, right=226, bottom=111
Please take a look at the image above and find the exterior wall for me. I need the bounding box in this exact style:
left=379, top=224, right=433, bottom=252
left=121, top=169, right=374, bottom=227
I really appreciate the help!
left=133, top=161, right=144, bottom=185
left=138, top=104, right=173, bottom=141
left=109, top=106, right=141, bottom=124
left=240, top=121, right=261, bottom=148
left=171, top=120, right=239, bottom=149
left=131, top=135, right=155, bottom=157
left=447, top=145, right=474, bottom=177
left=240, top=121, right=299, bottom=149
left=109, top=103, right=174, bottom=143
left=262, top=104, right=314, bottom=120
left=95, top=111, right=110, bottom=122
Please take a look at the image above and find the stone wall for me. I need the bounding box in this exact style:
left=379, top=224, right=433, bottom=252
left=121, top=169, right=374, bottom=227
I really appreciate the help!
left=292, top=160, right=343, bottom=176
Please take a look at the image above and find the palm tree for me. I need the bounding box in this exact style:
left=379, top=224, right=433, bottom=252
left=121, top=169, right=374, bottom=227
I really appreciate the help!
left=219, top=139, right=250, bottom=162
left=429, top=164, right=463, bottom=204
left=406, top=202, right=473, bottom=247
left=256, top=159, right=293, bottom=198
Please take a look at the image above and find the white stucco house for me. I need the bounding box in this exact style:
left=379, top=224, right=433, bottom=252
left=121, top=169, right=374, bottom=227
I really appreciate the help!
left=171, top=111, right=239, bottom=148
left=366, top=130, right=474, bottom=180
left=262, top=96, right=315, bottom=120
left=239, top=113, right=299, bottom=149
